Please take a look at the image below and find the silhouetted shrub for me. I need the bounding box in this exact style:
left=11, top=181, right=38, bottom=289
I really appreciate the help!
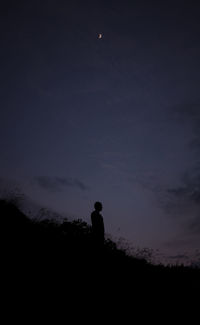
left=1, top=198, right=199, bottom=295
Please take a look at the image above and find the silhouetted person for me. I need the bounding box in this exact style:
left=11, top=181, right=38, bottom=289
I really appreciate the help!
left=91, top=201, right=105, bottom=246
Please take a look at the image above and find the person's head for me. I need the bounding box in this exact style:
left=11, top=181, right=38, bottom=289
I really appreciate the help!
left=94, top=201, right=103, bottom=212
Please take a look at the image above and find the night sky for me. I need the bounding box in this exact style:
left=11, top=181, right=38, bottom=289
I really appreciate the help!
left=1, top=0, right=200, bottom=265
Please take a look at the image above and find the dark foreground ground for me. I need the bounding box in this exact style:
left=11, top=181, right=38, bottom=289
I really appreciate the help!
left=1, top=198, right=199, bottom=319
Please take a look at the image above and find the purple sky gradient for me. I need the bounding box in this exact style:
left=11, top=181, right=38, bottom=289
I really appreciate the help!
left=1, top=0, right=200, bottom=265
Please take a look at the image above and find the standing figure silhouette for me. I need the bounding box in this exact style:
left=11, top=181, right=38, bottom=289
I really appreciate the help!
left=91, top=201, right=105, bottom=245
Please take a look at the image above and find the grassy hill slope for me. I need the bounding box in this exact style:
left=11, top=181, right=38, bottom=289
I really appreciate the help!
left=1, top=198, right=199, bottom=301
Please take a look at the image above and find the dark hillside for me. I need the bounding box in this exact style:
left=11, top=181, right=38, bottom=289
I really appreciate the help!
left=1, top=198, right=199, bottom=308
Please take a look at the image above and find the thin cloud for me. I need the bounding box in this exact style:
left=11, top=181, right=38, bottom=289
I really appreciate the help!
left=172, top=101, right=200, bottom=124
left=187, top=216, right=200, bottom=235
left=164, top=168, right=200, bottom=207
left=151, top=101, right=200, bottom=233
left=34, top=176, right=88, bottom=192
left=158, top=168, right=200, bottom=234
left=168, top=254, right=190, bottom=260
left=171, top=101, right=200, bottom=153
left=128, top=165, right=200, bottom=234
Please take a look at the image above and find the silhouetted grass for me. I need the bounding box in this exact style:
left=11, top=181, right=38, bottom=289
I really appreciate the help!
left=1, top=198, right=199, bottom=300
